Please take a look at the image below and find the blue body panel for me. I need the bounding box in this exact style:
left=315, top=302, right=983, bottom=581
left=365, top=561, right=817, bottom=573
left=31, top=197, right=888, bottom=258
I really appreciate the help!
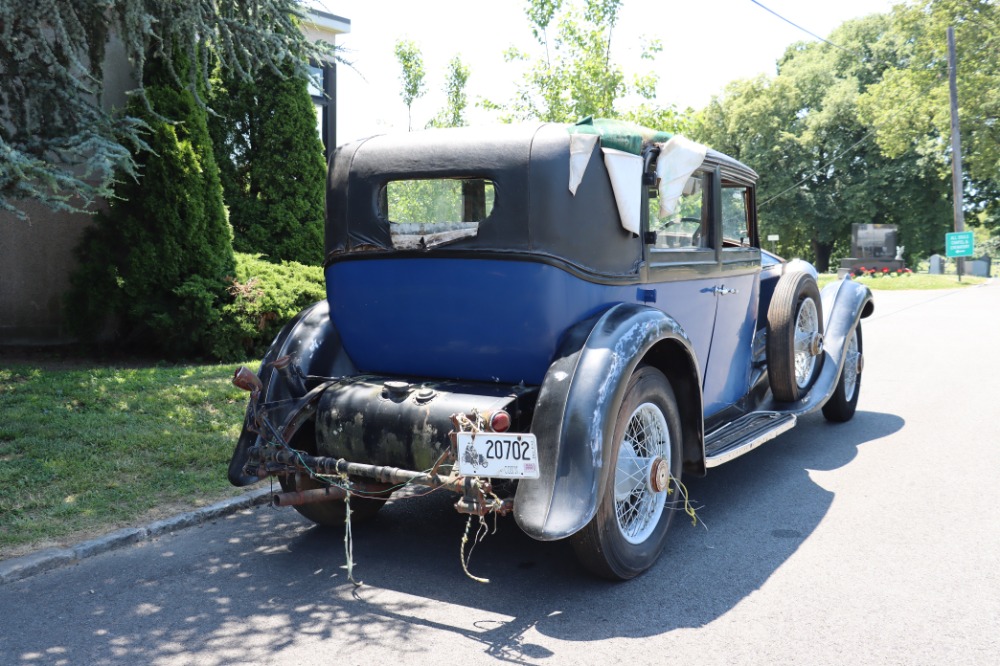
left=701, top=269, right=759, bottom=415
left=326, top=258, right=727, bottom=396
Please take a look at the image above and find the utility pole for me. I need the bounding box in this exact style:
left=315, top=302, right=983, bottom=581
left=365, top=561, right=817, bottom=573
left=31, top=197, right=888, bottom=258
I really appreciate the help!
left=948, top=26, right=966, bottom=282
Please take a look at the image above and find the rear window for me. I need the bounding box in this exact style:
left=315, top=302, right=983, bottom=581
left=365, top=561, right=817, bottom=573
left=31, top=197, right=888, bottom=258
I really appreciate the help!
left=380, top=178, right=495, bottom=249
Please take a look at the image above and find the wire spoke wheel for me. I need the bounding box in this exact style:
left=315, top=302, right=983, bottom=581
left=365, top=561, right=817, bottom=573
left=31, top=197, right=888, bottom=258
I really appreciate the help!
left=571, top=366, right=682, bottom=580
left=792, top=298, right=820, bottom=389
left=823, top=321, right=864, bottom=422
left=614, top=403, right=670, bottom=544
left=842, top=327, right=860, bottom=401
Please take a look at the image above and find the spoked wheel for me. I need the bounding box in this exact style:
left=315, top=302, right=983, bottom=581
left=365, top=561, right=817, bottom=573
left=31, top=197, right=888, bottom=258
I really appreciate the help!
left=571, top=366, right=683, bottom=580
left=768, top=271, right=824, bottom=402
left=823, top=321, right=864, bottom=422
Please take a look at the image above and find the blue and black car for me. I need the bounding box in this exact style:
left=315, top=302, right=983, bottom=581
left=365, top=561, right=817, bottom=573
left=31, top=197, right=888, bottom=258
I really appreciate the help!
left=228, top=118, right=873, bottom=580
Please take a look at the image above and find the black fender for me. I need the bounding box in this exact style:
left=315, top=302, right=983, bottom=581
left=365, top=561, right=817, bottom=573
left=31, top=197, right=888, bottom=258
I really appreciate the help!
left=227, top=300, right=357, bottom=486
left=514, top=303, right=702, bottom=541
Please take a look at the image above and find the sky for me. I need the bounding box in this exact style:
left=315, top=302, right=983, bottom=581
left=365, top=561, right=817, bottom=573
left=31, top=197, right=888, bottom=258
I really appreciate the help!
left=311, top=0, right=902, bottom=145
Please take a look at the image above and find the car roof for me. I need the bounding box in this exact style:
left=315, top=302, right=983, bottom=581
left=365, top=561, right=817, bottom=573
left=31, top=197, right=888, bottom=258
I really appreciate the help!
left=325, top=121, right=756, bottom=278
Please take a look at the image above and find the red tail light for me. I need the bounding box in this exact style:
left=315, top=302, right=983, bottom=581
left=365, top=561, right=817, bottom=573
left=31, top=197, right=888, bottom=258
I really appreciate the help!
left=490, top=410, right=511, bottom=432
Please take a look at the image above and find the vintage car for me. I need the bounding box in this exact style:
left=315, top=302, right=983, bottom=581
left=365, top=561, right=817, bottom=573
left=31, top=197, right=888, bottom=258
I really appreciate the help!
left=228, top=118, right=873, bottom=580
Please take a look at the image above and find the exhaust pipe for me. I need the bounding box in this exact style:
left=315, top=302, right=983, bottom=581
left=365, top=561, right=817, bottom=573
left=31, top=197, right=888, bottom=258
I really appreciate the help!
left=272, top=486, right=348, bottom=507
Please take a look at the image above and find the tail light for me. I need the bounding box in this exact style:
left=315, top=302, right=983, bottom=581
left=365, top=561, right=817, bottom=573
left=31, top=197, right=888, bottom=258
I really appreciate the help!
left=489, top=410, right=511, bottom=433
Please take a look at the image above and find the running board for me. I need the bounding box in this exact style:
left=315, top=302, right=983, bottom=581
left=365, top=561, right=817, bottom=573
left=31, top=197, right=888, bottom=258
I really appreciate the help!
left=704, top=411, right=797, bottom=468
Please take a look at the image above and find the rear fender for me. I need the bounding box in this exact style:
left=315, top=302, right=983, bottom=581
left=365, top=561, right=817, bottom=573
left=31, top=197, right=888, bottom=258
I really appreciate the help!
left=514, top=303, right=700, bottom=541
left=228, top=300, right=357, bottom=486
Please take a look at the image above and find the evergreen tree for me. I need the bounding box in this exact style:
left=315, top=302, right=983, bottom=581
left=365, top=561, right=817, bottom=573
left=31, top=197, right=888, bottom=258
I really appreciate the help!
left=209, top=61, right=326, bottom=265
left=0, top=0, right=336, bottom=217
left=66, top=50, right=235, bottom=357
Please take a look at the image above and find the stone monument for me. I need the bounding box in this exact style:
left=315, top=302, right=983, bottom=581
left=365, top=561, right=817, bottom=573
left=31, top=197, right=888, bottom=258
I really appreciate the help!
left=837, top=223, right=905, bottom=277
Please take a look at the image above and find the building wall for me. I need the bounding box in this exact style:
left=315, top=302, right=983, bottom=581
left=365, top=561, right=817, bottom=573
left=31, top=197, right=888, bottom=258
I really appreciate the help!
left=0, top=203, right=98, bottom=344
left=0, top=31, right=132, bottom=346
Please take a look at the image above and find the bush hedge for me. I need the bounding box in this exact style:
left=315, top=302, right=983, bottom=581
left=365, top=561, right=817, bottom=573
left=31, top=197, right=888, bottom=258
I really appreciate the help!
left=211, top=252, right=326, bottom=361
left=66, top=49, right=235, bottom=359
left=209, top=60, right=326, bottom=265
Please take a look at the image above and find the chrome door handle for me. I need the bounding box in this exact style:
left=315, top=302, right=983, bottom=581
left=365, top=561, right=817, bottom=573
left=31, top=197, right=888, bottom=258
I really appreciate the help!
left=713, top=286, right=738, bottom=296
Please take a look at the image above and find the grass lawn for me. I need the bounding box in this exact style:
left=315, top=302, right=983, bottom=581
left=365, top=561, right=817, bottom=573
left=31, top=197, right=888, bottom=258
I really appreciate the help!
left=0, top=359, right=255, bottom=560
left=817, top=273, right=987, bottom=290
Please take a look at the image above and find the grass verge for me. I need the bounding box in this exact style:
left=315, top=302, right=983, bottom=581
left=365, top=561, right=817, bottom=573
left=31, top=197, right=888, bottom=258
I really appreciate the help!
left=817, top=273, right=987, bottom=290
left=0, top=360, right=255, bottom=560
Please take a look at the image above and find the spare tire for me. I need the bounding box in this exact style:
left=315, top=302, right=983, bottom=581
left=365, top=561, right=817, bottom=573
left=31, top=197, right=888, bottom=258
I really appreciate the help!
left=767, top=271, right=824, bottom=402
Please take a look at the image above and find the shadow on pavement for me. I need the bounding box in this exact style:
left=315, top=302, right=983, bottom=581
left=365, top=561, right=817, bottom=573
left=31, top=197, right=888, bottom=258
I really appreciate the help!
left=1, top=410, right=903, bottom=664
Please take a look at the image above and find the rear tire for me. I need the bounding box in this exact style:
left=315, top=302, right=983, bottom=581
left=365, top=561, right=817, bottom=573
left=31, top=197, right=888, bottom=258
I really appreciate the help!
left=767, top=271, right=824, bottom=402
left=571, top=366, right=683, bottom=580
left=822, top=322, right=863, bottom=422
left=278, top=421, right=386, bottom=526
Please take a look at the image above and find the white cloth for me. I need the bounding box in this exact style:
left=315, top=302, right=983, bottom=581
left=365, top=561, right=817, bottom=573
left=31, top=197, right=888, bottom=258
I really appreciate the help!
left=655, top=136, right=708, bottom=218
left=601, top=148, right=643, bottom=235
left=568, top=133, right=599, bottom=195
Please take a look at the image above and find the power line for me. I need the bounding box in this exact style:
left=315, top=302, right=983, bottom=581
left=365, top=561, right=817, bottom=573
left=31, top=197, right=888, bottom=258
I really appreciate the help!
left=757, top=130, right=875, bottom=208
left=747, top=1, right=970, bottom=208
left=749, top=0, right=871, bottom=62
left=751, top=0, right=997, bottom=73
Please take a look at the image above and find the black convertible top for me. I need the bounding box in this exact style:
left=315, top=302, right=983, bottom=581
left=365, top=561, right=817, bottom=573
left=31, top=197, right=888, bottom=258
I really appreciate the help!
left=325, top=121, right=756, bottom=277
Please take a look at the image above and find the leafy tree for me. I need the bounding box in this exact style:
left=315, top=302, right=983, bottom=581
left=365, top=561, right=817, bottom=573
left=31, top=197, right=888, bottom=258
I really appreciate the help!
left=65, top=49, right=235, bottom=358
left=394, top=39, right=427, bottom=131
left=857, top=0, right=1000, bottom=229
left=0, top=0, right=335, bottom=217
left=209, top=60, right=326, bottom=265
left=695, top=12, right=952, bottom=269
left=428, top=56, right=472, bottom=128
left=487, top=0, right=683, bottom=131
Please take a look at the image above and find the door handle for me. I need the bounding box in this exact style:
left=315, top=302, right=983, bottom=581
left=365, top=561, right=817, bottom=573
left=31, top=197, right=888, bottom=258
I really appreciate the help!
left=713, top=285, right=738, bottom=296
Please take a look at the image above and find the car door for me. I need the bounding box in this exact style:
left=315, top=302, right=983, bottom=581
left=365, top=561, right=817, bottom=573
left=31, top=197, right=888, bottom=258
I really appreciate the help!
left=700, top=178, right=761, bottom=416
left=644, top=168, right=721, bottom=385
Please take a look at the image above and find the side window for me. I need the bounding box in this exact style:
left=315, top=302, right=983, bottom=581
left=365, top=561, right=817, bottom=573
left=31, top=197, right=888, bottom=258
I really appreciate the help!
left=722, top=185, right=750, bottom=245
left=648, top=173, right=709, bottom=249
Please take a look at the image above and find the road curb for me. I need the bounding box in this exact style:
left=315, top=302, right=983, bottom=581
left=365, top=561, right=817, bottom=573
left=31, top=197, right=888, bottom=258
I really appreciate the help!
left=0, top=487, right=273, bottom=585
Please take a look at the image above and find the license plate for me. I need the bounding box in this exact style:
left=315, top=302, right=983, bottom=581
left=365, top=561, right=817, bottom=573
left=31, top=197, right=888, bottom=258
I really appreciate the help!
left=456, top=432, right=540, bottom=479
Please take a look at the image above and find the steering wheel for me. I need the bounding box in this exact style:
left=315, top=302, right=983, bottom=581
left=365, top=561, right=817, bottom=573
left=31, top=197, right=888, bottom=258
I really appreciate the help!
left=679, top=218, right=703, bottom=247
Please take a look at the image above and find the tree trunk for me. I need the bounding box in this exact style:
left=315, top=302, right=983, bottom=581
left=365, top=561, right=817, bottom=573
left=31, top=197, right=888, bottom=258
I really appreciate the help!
left=812, top=241, right=833, bottom=273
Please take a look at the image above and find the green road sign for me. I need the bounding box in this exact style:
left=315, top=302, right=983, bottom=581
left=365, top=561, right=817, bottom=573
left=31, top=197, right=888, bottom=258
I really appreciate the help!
left=945, top=231, right=974, bottom=258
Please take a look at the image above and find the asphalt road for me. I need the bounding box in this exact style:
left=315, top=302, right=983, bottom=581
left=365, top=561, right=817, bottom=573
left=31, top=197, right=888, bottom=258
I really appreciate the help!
left=3, top=282, right=999, bottom=666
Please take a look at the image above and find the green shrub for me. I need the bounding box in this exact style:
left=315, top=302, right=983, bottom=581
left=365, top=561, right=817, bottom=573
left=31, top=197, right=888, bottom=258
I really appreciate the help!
left=209, top=60, right=326, bottom=265
left=66, top=49, right=234, bottom=358
left=211, top=252, right=326, bottom=361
